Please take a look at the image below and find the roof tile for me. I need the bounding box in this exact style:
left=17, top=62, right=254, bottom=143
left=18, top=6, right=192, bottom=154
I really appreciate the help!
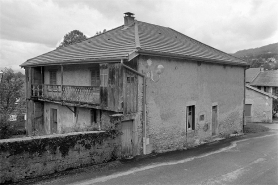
left=21, top=20, right=247, bottom=67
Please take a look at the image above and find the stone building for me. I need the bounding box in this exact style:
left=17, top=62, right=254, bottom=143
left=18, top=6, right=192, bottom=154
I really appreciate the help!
left=245, top=85, right=277, bottom=123
left=21, top=12, right=247, bottom=157
left=246, top=68, right=278, bottom=96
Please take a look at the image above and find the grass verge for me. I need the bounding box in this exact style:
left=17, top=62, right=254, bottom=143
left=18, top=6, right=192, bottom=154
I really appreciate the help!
left=244, top=123, right=270, bottom=133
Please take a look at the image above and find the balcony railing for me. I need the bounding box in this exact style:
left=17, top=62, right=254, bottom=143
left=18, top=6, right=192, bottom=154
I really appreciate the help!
left=31, top=84, right=100, bottom=105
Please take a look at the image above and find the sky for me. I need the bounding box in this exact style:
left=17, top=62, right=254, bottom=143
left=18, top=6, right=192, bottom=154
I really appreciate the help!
left=0, top=0, right=277, bottom=73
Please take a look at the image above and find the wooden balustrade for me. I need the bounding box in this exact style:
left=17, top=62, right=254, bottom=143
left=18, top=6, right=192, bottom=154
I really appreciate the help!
left=31, top=84, right=100, bottom=105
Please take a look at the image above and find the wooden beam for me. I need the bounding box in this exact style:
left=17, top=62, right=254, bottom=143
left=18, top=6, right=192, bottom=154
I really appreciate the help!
left=61, top=65, right=64, bottom=99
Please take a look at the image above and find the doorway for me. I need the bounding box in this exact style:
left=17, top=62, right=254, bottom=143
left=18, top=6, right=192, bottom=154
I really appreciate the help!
left=212, top=105, right=218, bottom=135
left=50, top=108, right=57, bottom=134
left=121, top=120, right=133, bottom=158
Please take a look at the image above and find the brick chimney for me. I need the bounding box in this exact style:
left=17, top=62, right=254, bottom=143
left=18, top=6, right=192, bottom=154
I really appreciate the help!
left=124, top=12, right=135, bottom=26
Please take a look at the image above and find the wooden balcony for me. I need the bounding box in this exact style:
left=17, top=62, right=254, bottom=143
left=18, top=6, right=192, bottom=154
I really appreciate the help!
left=31, top=84, right=100, bottom=105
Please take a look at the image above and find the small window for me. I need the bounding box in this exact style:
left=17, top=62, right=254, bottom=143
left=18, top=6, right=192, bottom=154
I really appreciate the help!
left=245, top=104, right=252, bottom=117
left=264, top=86, right=267, bottom=92
left=127, top=76, right=135, bottom=83
left=257, top=86, right=261, bottom=90
left=49, top=70, right=57, bottom=85
left=199, top=114, right=204, bottom=121
left=91, top=68, right=100, bottom=86
left=186, top=105, right=195, bottom=131
left=100, top=68, right=108, bottom=87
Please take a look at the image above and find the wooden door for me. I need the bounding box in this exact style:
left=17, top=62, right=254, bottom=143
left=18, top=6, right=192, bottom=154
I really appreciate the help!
left=124, top=69, right=137, bottom=114
left=50, top=108, right=57, bottom=134
left=121, top=120, right=133, bottom=158
left=34, top=102, right=45, bottom=134
left=212, top=106, right=217, bottom=135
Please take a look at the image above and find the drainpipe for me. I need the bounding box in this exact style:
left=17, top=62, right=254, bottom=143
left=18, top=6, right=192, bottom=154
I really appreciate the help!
left=121, top=62, right=147, bottom=154
left=243, top=67, right=246, bottom=132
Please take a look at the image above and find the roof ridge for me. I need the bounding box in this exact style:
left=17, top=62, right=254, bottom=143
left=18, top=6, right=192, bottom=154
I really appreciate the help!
left=168, top=28, right=247, bottom=64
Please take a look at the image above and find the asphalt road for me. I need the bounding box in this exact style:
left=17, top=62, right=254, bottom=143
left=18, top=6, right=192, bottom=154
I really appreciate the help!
left=29, top=130, right=278, bottom=185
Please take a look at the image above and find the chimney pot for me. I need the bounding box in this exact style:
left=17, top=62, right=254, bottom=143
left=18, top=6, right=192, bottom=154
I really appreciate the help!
left=124, top=12, right=135, bottom=26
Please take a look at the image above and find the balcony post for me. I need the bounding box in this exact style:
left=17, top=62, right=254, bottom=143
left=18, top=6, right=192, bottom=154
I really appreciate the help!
left=61, top=65, right=64, bottom=100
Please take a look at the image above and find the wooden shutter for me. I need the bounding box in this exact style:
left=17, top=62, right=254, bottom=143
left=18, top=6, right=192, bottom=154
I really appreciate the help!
left=49, top=71, right=57, bottom=85
left=91, top=68, right=100, bottom=86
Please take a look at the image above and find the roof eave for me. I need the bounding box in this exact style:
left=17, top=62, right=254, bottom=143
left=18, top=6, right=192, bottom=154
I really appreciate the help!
left=20, top=56, right=128, bottom=68
left=246, top=84, right=278, bottom=99
left=137, top=49, right=249, bottom=67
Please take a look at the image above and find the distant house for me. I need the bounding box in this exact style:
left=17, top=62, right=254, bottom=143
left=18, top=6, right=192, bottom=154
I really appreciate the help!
left=249, top=70, right=278, bottom=96
left=245, top=85, right=277, bottom=123
left=20, top=13, right=247, bottom=157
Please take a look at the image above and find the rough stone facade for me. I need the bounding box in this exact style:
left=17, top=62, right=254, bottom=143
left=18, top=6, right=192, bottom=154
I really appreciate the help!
left=245, top=87, right=273, bottom=123
left=0, top=131, right=120, bottom=184
left=138, top=56, right=244, bottom=153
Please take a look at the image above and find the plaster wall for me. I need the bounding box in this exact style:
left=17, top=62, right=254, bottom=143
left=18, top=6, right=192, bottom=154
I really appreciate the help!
left=43, top=102, right=114, bottom=134
left=245, top=88, right=273, bottom=123
left=138, top=56, right=244, bottom=153
left=44, top=64, right=98, bottom=86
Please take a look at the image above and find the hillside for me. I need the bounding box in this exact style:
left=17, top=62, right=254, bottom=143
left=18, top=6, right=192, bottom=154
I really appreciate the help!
left=233, top=43, right=278, bottom=69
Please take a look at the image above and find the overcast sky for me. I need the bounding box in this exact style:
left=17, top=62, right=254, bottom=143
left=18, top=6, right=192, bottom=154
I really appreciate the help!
left=0, top=0, right=277, bottom=72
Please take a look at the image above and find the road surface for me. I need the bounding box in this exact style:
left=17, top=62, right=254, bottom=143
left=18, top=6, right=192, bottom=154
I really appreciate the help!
left=29, top=130, right=278, bottom=185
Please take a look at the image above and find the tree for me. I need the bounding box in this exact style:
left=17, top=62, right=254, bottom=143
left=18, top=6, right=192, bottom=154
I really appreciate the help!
left=95, top=29, right=106, bottom=35
left=58, top=30, right=87, bottom=48
left=0, top=68, right=25, bottom=139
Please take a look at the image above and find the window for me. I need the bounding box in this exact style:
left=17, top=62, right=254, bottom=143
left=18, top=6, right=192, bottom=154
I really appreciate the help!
left=49, top=70, right=57, bottom=85
left=244, top=104, right=252, bottom=117
left=91, top=68, right=100, bottom=86
left=100, top=68, right=108, bottom=87
left=127, top=76, right=135, bottom=83
left=264, top=86, right=267, bottom=92
left=257, top=86, right=261, bottom=90
left=275, top=87, right=278, bottom=96
left=186, top=105, right=195, bottom=131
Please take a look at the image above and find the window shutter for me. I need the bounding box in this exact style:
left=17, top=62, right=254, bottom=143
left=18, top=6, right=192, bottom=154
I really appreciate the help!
left=49, top=71, right=57, bottom=85
left=91, top=69, right=100, bottom=86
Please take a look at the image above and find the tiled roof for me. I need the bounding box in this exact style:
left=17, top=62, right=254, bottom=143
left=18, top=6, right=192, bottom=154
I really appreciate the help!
left=21, top=20, right=247, bottom=67
left=250, top=70, right=278, bottom=87
left=246, top=68, right=261, bottom=83
left=246, top=84, right=277, bottom=99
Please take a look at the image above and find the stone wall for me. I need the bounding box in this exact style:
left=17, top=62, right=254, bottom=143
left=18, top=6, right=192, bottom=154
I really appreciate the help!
left=138, top=56, right=244, bottom=153
left=0, top=131, right=120, bottom=184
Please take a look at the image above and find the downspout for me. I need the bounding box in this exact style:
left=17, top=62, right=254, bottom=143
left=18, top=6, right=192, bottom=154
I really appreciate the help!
left=243, top=67, right=246, bottom=132
left=121, top=62, right=147, bottom=155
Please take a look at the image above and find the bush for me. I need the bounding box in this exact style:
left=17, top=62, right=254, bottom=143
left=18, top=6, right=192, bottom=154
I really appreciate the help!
left=0, top=122, right=13, bottom=139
